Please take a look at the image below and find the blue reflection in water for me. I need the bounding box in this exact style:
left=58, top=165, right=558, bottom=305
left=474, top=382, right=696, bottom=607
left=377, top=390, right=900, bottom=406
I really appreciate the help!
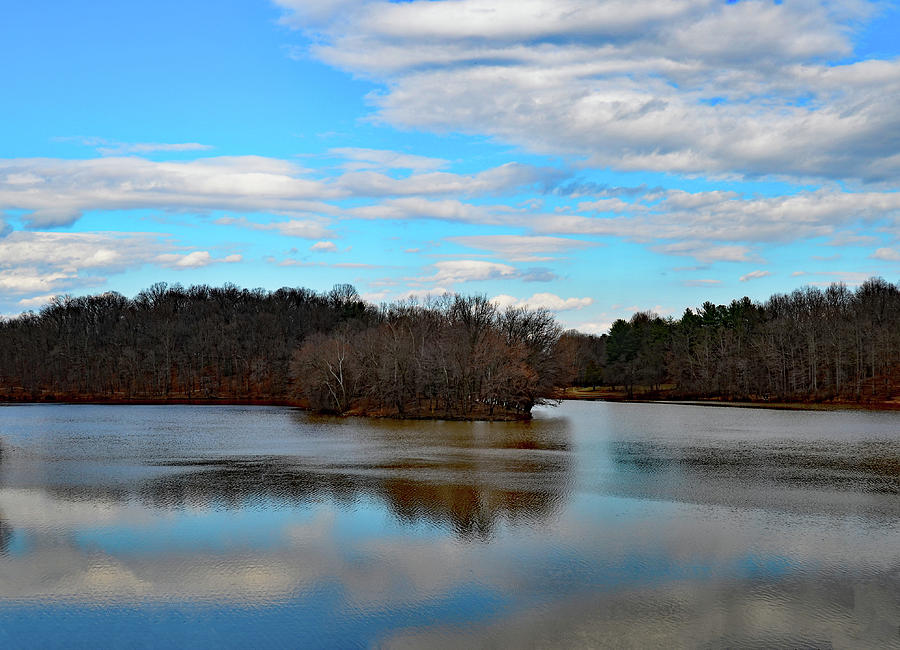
left=0, top=583, right=509, bottom=649
left=73, top=504, right=316, bottom=555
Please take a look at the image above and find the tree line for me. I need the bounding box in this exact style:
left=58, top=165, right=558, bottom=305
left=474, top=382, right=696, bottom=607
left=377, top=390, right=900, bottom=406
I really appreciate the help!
left=2, top=277, right=898, bottom=415
left=560, top=277, right=900, bottom=403
left=0, top=283, right=567, bottom=419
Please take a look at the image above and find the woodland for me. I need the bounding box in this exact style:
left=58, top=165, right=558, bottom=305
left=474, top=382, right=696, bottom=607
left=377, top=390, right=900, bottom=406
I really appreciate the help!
left=0, top=283, right=563, bottom=419
left=1, top=277, right=898, bottom=418
left=564, top=277, right=900, bottom=404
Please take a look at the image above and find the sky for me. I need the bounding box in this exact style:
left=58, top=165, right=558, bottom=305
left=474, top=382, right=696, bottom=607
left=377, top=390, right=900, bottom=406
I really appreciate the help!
left=2, top=0, right=900, bottom=332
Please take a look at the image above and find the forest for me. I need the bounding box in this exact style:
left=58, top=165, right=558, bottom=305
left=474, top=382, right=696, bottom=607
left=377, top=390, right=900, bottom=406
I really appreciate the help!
left=1, top=277, right=898, bottom=417
left=0, top=283, right=565, bottom=419
left=563, top=277, right=900, bottom=404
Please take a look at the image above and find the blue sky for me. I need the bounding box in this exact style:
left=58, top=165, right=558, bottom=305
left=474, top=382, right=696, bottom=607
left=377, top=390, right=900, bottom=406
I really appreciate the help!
left=2, top=0, right=900, bottom=332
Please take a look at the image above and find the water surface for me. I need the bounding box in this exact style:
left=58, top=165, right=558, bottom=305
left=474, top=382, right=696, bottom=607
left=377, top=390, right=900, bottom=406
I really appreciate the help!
left=0, top=402, right=898, bottom=647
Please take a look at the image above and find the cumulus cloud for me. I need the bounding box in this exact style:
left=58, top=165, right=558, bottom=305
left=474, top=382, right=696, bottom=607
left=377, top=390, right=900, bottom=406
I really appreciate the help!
left=0, top=156, right=335, bottom=227
left=0, top=269, right=85, bottom=295
left=333, top=161, right=564, bottom=197
left=870, top=247, right=900, bottom=261
left=0, top=156, right=555, bottom=228
left=569, top=320, right=614, bottom=335
left=423, top=259, right=520, bottom=284
left=519, top=267, right=558, bottom=283
left=412, top=259, right=559, bottom=286
left=655, top=243, right=754, bottom=264
left=576, top=198, right=646, bottom=214
left=0, top=231, right=168, bottom=272
left=329, top=147, right=448, bottom=172
left=826, top=232, right=879, bottom=247
left=447, top=235, right=596, bottom=261
left=346, top=198, right=514, bottom=224
left=739, top=270, right=772, bottom=282
left=155, top=252, right=242, bottom=269
left=517, top=185, right=900, bottom=262
left=62, top=137, right=215, bottom=156
left=310, top=240, right=338, bottom=252
left=276, top=0, right=899, bottom=182
left=491, top=292, right=593, bottom=312
left=17, top=294, right=58, bottom=309
left=0, top=230, right=241, bottom=297
left=535, top=189, right=900, bottom=245
left=215, top=216, right=335, bottom=239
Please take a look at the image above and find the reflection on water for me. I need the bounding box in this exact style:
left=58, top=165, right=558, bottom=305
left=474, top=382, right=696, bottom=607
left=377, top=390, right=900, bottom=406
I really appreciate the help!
left=140, top=451, right=569, bottom=540
left=611, top=438, right=900, bottom=491
left=0, top=402, right=898, bottom=647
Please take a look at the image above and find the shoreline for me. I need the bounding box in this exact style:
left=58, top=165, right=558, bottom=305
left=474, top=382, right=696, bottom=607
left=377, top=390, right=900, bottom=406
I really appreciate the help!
left=557, top=389, right=900, bottom=412
left=0, top=395, right=531, bottom=421
left=0, top=395, right=304, bottom=407
left=3, top=393, right=899, bottom=414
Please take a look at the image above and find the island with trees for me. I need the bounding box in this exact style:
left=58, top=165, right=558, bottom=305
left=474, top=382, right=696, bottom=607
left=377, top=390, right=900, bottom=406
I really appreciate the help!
left=1, top=277, right=898, bottom=417
left=0, top=283, right=564, bottom=419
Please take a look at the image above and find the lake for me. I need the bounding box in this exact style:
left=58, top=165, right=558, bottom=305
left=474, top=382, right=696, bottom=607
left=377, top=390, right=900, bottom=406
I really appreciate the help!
left=0, top=401, right=898, bottom=648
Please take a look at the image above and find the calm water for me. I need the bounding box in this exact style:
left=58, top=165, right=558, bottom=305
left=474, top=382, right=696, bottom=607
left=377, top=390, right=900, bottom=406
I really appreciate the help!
left=0, top=401, right=898, bottom=648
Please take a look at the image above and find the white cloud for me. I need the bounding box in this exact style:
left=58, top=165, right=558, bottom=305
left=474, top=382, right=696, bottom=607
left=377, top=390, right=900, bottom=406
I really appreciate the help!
left=870, top=247, right=900, bottom=261
left=576, top=198, right=645, bottom=214
left=0, top=231, right=167, bottom=271
left=330, top=147, right=448, bottom=172
left=0, top=156, right=556, bottom=228
left=360, top=289, right=392, bottom=303
left=277, top=0, right=900, bottom=182
left=410, top=259, right=558, bottom=287
left=569, top=320, right=614, bottom=335
left=656, top=243, right=754, bottom=264
left=447, top=235, right=596, bottom=261
left=0, top=156, right=335, bottom=227
left=826, top=232, right=878, bottom=247
left=739, top=270, right=771, bottom=282
left=491, top=292, right=593, bottom=312
left=63, top=137, right=215, bottom=156
left=155, top=252, right=242, bottom=269
left=333, top=162, right=562, bottom=197
left=17, top=294, right=57, bottom=309
left=683, top=279, right=722, bottom=287
left=215, top=216, right=335, bottom=239
left=424, top=259, right=519, bottom=284
left=0, top=230, right=241, bottom=299
left=535, top=189, right=900, bottom=245
left=310, top=240, right=338, bottom=252
left=0, top=269, right=81, bottom=295
left=346, top=197, right=513, bottom=224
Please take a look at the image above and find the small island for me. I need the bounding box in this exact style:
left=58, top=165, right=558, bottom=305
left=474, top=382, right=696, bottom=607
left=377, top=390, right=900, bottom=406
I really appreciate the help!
left=1, top=278, right=898, bottom=417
